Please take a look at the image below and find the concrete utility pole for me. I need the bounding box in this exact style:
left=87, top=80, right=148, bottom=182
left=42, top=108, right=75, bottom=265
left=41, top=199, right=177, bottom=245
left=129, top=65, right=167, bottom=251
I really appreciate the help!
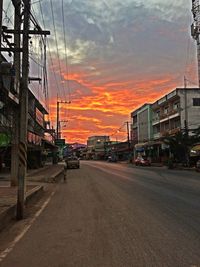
left=11, top=0, right=21, bottom=187
left=126, top=121, right=131, bottom=156
left=126, top=122, right=130, bottom=146
left=56, top=99, right=71, bottom=139
left=191, top=0, right=200, bottom=87
left=16, top=0, right=30, bottom=220
left=0, top=0, right=3, bottom=63
left=0, top=0, right=50, bottom=217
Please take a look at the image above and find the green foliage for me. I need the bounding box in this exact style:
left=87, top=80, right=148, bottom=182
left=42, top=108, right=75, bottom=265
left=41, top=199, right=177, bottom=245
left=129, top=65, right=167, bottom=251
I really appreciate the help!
left=164, top=129, right=194, bottom=164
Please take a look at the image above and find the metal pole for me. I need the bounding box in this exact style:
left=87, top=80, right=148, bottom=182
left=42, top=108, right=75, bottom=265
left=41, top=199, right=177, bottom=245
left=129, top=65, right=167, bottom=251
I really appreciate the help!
left=197, top=38, right=200, bottom=88
left=0, top=0, right=3, bottom=63
left=11, top=0, right=21, bottom=187
left=126, top=122, right=131, bottom=161
left=126, top=122, right=130, bottom=149
left=56, top=101, right=59, bottom=139
left=16, top=0, right=30, bottom=220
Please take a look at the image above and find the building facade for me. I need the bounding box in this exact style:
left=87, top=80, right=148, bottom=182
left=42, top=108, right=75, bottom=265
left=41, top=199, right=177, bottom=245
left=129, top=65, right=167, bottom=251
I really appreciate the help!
left=0, top=56, right=55, bottom=169
left=87, top=136, right=110, bottom=160
left=152, top=88, right=200, bottom=139
left=131, top=88, right=200, bottom=163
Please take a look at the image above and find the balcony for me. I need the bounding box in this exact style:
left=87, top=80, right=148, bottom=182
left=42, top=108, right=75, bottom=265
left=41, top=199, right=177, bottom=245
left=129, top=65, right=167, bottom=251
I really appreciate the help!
left=152, top=117, right=160, bottom=125
left=169, top=128, right=181, bottom=135
left=132, top=123, right=137, bottom=129
left=153, top=133, right=161, bottom=139
left=161, top=127, right=180, bottom=137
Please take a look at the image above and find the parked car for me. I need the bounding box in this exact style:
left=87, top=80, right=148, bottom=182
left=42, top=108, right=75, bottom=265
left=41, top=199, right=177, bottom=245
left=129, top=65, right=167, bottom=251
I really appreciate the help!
left=65, top=156, right=80, bottom=169
left=107, top=155, right=117, bottom=162
left=134, top=156, right=151, bottom=166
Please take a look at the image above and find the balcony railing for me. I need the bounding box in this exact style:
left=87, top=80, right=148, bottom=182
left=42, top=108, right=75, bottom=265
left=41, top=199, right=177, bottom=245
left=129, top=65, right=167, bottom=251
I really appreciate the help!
left=161, top=127, right=181, bottom=137
left=153, top=133, right=160, bottom=139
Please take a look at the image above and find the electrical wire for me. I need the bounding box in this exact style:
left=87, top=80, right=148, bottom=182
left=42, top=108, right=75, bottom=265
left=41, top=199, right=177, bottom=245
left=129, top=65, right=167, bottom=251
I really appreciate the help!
left=62, top=0, right=71, bottom=122
left=62, top=0, right=71, bottom=103
left=50, top=0, right=66, bottom=101
left=39, top=0, right=61, bottom=121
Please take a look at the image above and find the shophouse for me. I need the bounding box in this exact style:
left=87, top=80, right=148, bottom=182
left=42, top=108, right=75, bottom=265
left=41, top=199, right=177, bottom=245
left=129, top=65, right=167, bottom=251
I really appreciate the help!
left=152, top=88, right=200, bottom=139
left=0, top=56, right=56, bottom=169
left=131, top=103, right=153, bottom=158
left=131, top=88, right=200, bottom=163
left=87, top=136, right=110, bottom=160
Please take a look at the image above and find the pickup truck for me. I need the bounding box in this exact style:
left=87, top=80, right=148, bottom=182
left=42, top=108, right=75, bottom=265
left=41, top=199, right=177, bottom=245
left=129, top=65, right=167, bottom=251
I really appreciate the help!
left=65, top=156, right=80, bottom=169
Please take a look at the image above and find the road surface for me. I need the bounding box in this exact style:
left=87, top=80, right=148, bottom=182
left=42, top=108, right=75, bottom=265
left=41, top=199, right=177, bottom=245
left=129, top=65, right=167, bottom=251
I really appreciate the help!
left=1, top=161, right=200, bottom=267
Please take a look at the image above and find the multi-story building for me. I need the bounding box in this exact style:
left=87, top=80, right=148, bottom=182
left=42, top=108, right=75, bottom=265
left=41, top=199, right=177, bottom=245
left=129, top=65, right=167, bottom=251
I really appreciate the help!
left=87, top=136, right=110, bottom=160
left=152, top=88, right=200, bottom=139
left=131, top=103, right=152, bottom=144
left=131, top=88, right=200, bottom=163
left=0, top=56, right=56, bottom=169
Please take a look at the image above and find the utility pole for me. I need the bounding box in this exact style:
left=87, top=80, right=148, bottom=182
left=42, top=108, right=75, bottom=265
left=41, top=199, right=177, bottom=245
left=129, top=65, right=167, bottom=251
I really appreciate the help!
left=16, top=0, right=30, bottom=220
left=183, top=76, right=189, bottom=166
left=126, top=121, right=130, bottom=148
left=191, top=0, right=200, bottom=87
left=56, top=99, right=59, bottom=139
left=126, top=121, right=131, bottom=161
left=56, top=99, right=71, bottom=139
left=0, top=0, right=3, bottom=64
left=0, top=0, right=50, bottom=217
left=11, top=0, right=21, bottom=187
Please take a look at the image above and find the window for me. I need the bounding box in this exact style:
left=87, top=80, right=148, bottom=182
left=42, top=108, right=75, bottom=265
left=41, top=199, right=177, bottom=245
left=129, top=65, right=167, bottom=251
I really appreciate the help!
left=164, top=106, right=168, bottom=114
left=173, top=102, right=179, bottom=110
left=174, top=119, right=181, bottom=129
left=193, top=98, right=200, bottom=106
left=156, top=111, right=160, bottom=118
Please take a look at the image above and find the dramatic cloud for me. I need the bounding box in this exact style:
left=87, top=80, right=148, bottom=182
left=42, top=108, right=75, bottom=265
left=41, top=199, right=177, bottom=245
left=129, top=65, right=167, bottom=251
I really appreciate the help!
left=2, top=0, right=197, bottom=143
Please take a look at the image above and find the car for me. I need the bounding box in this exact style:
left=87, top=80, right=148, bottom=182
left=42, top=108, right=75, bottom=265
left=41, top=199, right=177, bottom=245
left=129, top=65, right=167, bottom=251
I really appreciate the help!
left=107, top=155, right=117, bottom=162
left=134, top=156, right=151, bottom=166
left=65, top=156, right=80, bottom=169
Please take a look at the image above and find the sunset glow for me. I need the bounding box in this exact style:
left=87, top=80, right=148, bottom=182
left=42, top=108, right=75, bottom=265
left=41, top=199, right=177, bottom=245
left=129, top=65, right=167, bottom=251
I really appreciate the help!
left=31, top=1, right=198, bottom=143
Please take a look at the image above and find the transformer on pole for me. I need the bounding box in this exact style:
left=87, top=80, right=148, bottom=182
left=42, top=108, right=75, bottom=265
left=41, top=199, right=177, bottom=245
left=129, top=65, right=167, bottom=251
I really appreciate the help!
left=191, top=0, right=200, bottom=87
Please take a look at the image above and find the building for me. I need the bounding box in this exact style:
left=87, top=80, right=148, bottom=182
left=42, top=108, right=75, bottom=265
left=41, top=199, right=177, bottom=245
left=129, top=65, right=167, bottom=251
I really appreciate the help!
left=87, top=136, right=110, bottom=160
left=152, top=88, right=200, bottom=139
left=131, top=88, right=200, bottom=163
left=131, top=104, right=153, bottom=158
left=105, top=141, right=131, bottom=161
left=0, top=56, right=56, bottom=169
left=131, top=103, right=152, bottom=144
left=0, top=58, right=19, bottom=169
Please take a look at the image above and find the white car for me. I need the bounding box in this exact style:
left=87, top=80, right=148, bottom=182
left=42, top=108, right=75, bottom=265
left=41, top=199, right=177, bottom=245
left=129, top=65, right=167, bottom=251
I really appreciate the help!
left=65, top=156, right=80, bottom=169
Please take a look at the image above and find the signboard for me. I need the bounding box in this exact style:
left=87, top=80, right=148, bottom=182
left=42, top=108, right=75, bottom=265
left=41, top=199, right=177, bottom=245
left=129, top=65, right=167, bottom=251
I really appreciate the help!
left=0, top=133, right=10, bottom=147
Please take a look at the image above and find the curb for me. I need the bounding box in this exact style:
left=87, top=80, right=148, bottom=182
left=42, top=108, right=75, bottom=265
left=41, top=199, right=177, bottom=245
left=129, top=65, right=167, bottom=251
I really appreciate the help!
left=47, top=167, right=65, bottom=183
left=0, top=185, right=44, bottom=232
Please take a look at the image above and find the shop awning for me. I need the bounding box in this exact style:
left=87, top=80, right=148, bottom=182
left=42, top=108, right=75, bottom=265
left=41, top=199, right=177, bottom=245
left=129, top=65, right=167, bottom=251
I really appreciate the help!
left=42, top=139, right=58, bottom=150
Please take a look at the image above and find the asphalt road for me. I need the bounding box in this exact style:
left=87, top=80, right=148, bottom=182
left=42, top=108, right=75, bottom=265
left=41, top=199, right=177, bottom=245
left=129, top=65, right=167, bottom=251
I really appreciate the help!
left=1, top=161, right=200, bottom=267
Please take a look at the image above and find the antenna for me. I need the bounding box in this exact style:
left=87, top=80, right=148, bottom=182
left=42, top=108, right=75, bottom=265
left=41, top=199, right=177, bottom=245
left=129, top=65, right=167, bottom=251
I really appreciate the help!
left=191, top=0, right=200, bottom=87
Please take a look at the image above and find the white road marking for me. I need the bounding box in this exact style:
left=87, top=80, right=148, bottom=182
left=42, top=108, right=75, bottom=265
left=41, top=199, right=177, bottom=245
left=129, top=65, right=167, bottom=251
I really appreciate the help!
left=0, top=191, right=55, bottom=262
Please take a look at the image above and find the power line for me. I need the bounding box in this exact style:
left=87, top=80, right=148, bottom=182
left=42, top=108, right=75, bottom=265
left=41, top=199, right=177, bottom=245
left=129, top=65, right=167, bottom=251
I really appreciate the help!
left=62, top=0, right=71, bottom=103
left=61, top=0, right=71, bottom=122
left=39, top=0, right=61, bottom=117
left=50, top=0, right=66, bottom=101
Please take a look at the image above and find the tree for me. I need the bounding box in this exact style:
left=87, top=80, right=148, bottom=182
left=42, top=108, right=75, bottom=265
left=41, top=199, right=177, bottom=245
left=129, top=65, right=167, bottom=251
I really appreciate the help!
left=164, top=130, right=192, bottom=165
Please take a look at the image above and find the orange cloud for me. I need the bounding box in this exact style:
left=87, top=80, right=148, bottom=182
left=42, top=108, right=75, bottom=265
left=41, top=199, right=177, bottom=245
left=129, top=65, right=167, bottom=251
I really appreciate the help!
left=47, top=69, right=182, bottom=144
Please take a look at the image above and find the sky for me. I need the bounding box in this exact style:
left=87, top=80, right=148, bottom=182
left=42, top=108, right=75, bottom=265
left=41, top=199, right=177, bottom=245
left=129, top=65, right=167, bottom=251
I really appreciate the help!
left=2, top=0, right=198, bottom=143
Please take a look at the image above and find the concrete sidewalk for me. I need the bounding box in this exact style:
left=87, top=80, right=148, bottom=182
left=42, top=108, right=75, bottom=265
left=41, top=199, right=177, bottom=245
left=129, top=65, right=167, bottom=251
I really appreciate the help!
left=0, top=163, right=64, bottom=232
